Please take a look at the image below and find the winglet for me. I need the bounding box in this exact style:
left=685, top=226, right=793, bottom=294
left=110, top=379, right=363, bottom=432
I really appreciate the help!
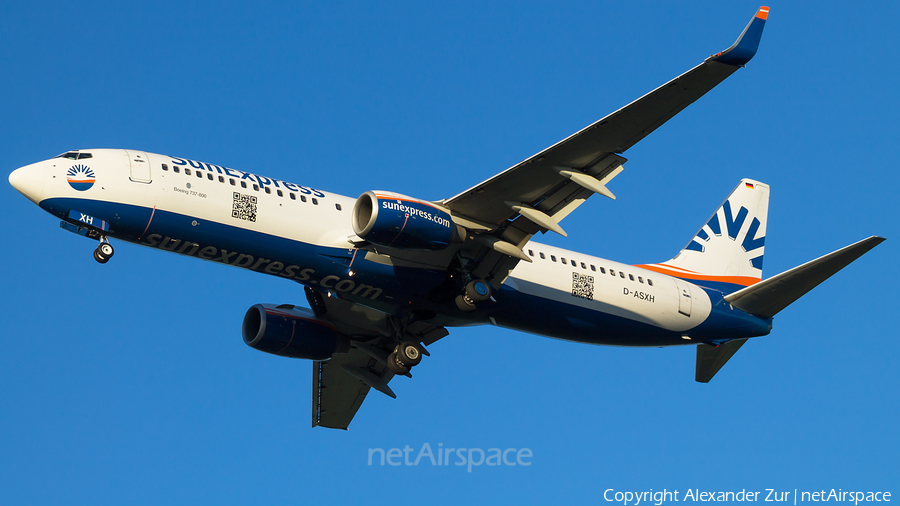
left=708, top=6, right=769, bottom=66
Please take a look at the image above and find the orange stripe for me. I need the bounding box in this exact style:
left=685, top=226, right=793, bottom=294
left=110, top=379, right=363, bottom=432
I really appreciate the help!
left=67, top=179, right=94, bottom=183
left=374, top=194, right=444, bottom=211
left=757, top=6, right=769, bottom=20
left=275, top=319, right=297, bottom=355
left=643, top=263, right=698, bottom=274
left=635, top=264, right=760, bottom=287
left=137, top=205, right=156, bottom=241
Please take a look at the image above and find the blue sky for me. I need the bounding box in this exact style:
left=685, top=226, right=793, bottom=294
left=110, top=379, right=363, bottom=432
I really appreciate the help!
left=1, top=1, right=897, bottom=504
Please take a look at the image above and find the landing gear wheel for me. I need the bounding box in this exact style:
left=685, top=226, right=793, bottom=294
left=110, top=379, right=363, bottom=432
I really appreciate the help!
left=98, top=242, right=114, bottom=258
left=465, top=279, right=491, bottom=302
left=386, top=352, right=410, bottom=375
left=455, top=294, right=477, bottom=312
left=395, top=341, right=422, bottom=368
left=93, top=249, right=109, bottom=264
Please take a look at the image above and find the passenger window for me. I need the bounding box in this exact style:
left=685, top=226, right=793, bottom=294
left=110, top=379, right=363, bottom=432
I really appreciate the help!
left=590, top=265, right=596, bottom=272
left=539, top=252, right=545, bottom=259
left=277, top=189, right=283, bottom=197
left=629, top=274, right=634, bottom=281
left=207, top=173, right=213, bottom=180
left=185, top=168, right=191, bottom=175
left=241, top=181, right=247, bottom=188
left=230, top=179, right=236, bottom=186
left=600, top=267, right=606, bottom=274
left=253, top=184, right=259, bottom=191
left=620, top=272, right=625, bottom=279
left=264, top=187, right=271, bottom=194
left=551, top=255, right=557, bottom=262
left=571, top=260, right=576, bottom=266
left=312, top=198, right=318, bottom=205
left=581, top=262, right=586, bottom=269
left=610, top=270, right=615, bottom=276
left=174, top=167, right=180, bottom=173
left=648, top=279, right=653, bottom=286
left=561, top=257, right=566, bottom=263
left=638, top=277, right=644, bottom=284
left=162, top=164, right=168, bottom=171
left=335, top=203, right=342, bottom=210
left=301, top=195, right=307, bottom=202
left=218, top=176, right=224, bottom=183
left=528, top=250, right=534, bottom=257
left=290, top=193, right=296, bottom=200
left=197, top=171, right=203, bottom=178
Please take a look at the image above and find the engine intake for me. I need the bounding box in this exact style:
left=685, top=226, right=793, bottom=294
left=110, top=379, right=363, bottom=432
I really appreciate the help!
left=242, top=304, right=348, bottom=360
left=352, top=191, right=462, bottom=250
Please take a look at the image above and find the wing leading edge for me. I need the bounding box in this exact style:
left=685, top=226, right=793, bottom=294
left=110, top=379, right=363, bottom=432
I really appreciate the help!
left=442, top=6, right=769, bottom=227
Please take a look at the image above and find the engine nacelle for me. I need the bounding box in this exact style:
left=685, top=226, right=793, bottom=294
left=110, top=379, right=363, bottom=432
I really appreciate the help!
left=242, top=304, right=348, bottom=360
left=352, top=191, right=462, bottom=250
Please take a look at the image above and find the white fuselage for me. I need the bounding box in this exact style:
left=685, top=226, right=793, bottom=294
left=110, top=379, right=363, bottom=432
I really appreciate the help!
left=12, top=149, right=769, bottom=348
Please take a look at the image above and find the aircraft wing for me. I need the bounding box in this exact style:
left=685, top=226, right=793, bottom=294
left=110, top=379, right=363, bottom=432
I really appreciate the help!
left=442, top=6, right=769, bottom=229
left=306, top=287, right=449, bottom=429
left=428, top=7, right=770, bottom=285
left=312, top=349, right=393, bottom=429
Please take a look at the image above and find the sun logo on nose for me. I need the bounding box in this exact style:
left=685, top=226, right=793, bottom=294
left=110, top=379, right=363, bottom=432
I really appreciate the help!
left=67, top=164, right=95, bottom=191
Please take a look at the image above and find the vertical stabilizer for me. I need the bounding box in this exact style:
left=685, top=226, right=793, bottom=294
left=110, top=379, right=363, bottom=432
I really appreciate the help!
left=639, top=179, right=769, bottom=292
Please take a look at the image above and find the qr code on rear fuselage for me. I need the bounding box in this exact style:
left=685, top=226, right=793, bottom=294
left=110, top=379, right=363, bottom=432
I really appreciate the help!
left=232, top=192, right=257, bottom=222
left=572, top=272, right=594, bottom=300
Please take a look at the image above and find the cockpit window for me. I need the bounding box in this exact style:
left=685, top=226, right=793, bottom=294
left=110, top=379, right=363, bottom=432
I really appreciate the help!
left=55, top=151, right=93, bottom=160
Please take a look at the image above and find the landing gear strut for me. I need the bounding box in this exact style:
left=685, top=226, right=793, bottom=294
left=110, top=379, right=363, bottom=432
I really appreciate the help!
left=93, top=238, right=114, bottom=264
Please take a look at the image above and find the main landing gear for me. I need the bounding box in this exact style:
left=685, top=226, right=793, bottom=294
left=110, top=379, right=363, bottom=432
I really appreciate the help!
left=455, top=279, right=491, bottom=312
left=93, top=238, right=115, bottom=264
left=386, top=341, right=424, bottom=375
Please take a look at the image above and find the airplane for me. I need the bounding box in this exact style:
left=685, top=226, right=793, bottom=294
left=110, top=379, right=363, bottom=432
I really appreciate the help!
left=8, top=7, right=885, bottom=429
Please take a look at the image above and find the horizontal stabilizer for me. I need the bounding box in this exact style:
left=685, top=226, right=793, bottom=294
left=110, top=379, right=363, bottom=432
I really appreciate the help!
left=696, top=339, right=747, bottom=383
left=725, top=236, right=885, bottom=318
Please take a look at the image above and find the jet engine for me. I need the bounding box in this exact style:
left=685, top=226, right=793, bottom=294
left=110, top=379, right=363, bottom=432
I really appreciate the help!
left=352, top=191, right=463, bottom=250
left=242, top=304, right=348, bottom=360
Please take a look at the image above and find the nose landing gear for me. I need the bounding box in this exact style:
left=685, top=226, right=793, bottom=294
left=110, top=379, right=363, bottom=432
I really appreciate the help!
left=93, top=238, right=115, bottom=264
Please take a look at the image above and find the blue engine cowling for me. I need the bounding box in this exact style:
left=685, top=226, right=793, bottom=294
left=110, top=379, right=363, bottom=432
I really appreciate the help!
left=242, top=304, right=348, bottom=360
left=352, top=191, right=462, bottom=250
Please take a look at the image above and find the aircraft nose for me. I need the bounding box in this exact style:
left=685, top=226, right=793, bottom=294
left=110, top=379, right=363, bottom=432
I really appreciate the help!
left=9, top=162, right=45, bottom=204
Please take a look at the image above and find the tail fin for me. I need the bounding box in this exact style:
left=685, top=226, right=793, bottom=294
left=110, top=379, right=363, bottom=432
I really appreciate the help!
left=639, top=179, right=769, bottom=293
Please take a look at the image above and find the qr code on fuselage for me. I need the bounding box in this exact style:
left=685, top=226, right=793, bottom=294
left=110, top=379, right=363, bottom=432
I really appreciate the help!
left=232, top=192, right=257, bottom=222
left=572, top=272, right=594, bottom=300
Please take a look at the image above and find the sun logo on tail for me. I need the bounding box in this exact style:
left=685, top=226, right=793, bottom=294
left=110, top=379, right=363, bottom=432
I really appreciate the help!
left=686, top=200, right=765, bottom=270
left=67, top=164, right=95, bottom=191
